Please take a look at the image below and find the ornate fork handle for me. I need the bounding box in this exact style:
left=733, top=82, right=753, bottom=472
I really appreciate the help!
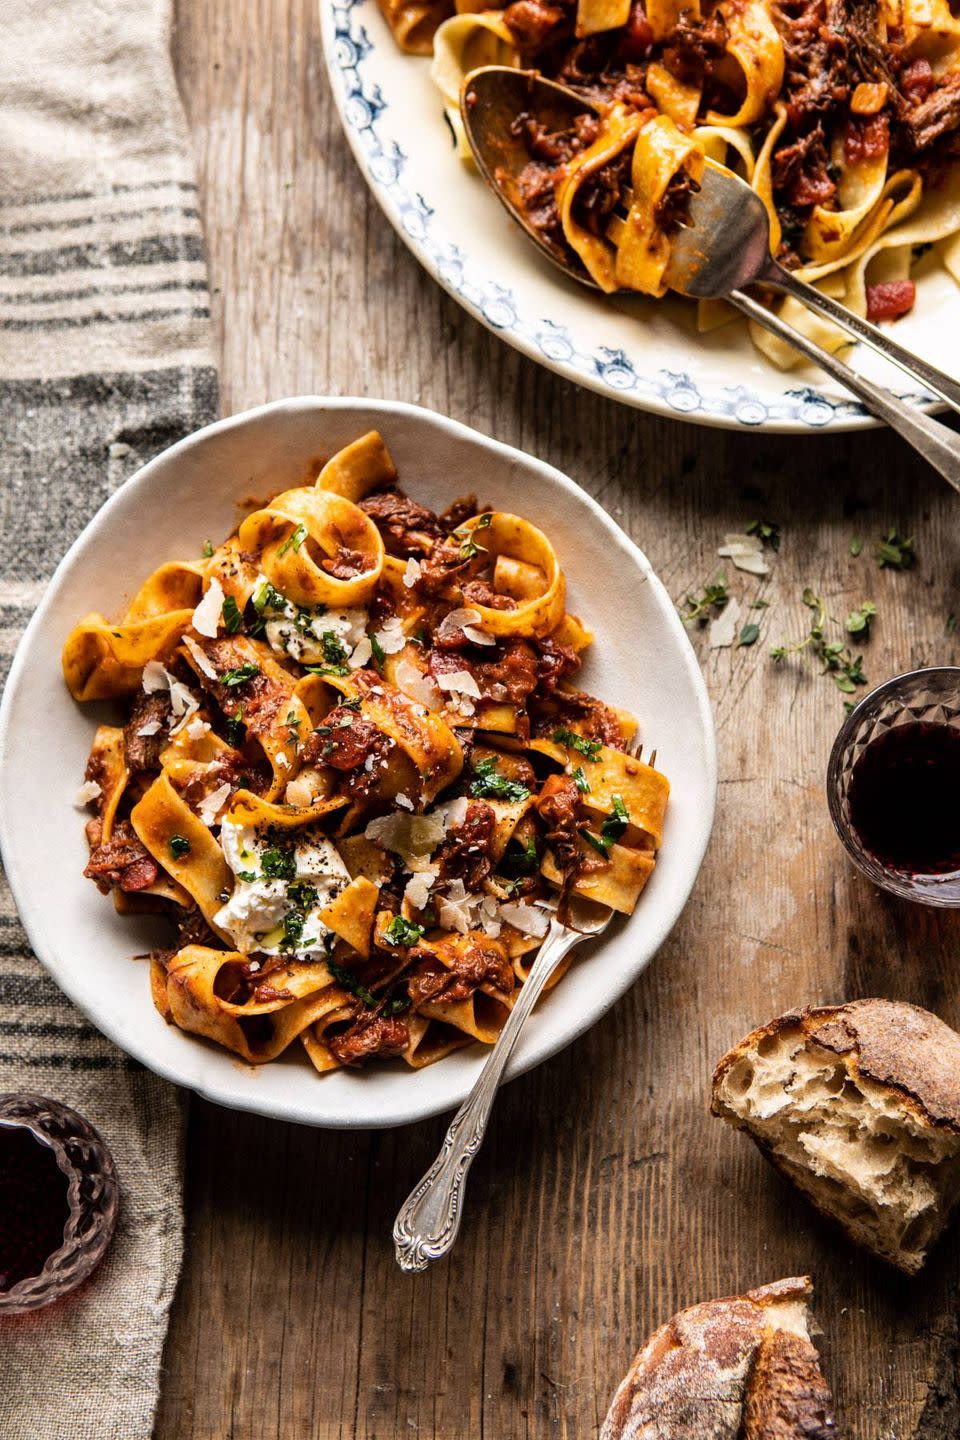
left=393, top=917, right=583, bottom=1272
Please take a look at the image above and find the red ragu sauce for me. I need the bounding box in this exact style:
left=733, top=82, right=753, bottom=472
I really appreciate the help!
left=0, top=1124, right=70, bottom=1292
left=847, top=722, right=960, bottom=876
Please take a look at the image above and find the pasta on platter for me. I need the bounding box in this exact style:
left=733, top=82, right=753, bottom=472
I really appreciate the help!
left=64, top=432, right=668, bottom=1075
left=380, top=0, right=960, bottom=361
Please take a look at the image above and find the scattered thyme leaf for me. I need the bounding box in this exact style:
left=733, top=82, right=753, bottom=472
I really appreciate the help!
left=745, top=519, right=781, bottom=551
left=876, top=529, right=915, bottom=570
left=845, top=601, right=877, bottom=637
left=738, top=622, right=760, bottom=647
left=680, top=573, right=728, bottom=625
left=770, top=588, right=869, bottom=700
left=849, top=535, right=864, bottom=558
left=201, top=540, right=214, bottom=558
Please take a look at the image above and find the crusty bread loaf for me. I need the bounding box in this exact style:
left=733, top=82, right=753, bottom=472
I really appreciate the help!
left=712, top=1000, right=960, bottom=1273
left=600, top=1276, right=837, bottom=1440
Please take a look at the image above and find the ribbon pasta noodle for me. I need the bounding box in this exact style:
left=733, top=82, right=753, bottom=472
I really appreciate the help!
left=65, top=431, right=669, bottom=1076
left=395, top=0, right=960, bottom=350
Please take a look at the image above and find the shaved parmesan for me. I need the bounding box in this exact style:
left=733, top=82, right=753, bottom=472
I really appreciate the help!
left=74, top=780, right=102, bottom=808
left=709, top=596, right=741, bottom=649
left=717, top=534, right=769, bottom=576
left=348, top=636, right=373, bottom=669
left=435, top=608, right=494, bottom=647
left=275, top=752, right=289, bottom=769
left=374, top=615, right=406, bottom=655
left=142, top=661, right=199, bottom=734
left=435, top=668, right=481, bottom=698
left=197, top=781, right=232, bottom=826
left=395, top=793, right=414, bottom=811
left=185, top=717, right=211, bottom=741
left=182, top=634, right=219, bottom=680
left=136, top=718, right=162, bottom=738
left=191, top=577, right=225, bottom=637
left=438, top=795, right=470, bottom=829
left=402, top=557, right=422, bottom=588
left=365, top=810, right=445, bottom=859
left=404, top=868, right=437, bottom=910
left=499, top=901, right=550, bottom=938
left=394, top=658, right=443, bottom=711
left=284, top=776, right=315, bottom=808
left=435, top=880, right=472, bottom=935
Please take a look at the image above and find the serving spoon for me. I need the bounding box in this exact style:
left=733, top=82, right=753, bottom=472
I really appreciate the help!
left=460, top=66, right=960, bottom=487
left=393, top=894, right=612, bottom=1271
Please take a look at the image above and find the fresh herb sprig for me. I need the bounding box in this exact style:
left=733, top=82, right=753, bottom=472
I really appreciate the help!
left=876, top=529, right=915, bottom=570
left=745, top=519, right=781, bottom=551
left=680, top=574, right=728, bottom=625
left=770, top=589, right=870, bottom=696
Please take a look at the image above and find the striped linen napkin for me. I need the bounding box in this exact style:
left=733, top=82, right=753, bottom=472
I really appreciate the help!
left=0, top=1, right=217, bottom=1435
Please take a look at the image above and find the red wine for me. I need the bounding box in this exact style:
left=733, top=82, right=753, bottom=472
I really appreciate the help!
left=848, top=721, right=960, bottom=876
left=0, top=1125, right=69, bottom=1291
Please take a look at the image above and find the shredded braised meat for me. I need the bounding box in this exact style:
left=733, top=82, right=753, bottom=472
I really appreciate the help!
left=326, top=1010, right=411, bottom=1066
left=433, top=800, right=497, bottom=889
left=84, top=819, right=159, bottom=894
left=407, top=935, right=514, bottom=1006
left=360, top=489, right=442, bottom=556
left=322, top=546, right=369, bottom=580
left=300, top=706, right=392, bottom=783
left=536, top=774, right=582, bottom=872
left=123, top=691, right=170, bottom=772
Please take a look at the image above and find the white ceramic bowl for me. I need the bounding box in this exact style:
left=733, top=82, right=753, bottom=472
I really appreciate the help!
left=0, top=398, right=716, bottom=1128
left=321, top=0, right=953, bottom=433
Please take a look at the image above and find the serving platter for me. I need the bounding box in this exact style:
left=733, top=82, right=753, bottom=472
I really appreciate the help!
left=0, top=397, right=715, bottom=1128
left=320, top=0, right=958, bottom=433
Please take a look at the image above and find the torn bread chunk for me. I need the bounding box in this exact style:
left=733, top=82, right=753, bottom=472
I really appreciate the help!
left=712, top=1001, right=960, bottom=1274
left=601, top=1276, right=837, bottom=1440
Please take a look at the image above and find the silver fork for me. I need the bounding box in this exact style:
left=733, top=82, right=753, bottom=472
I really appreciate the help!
left=392, top=896, right=612, bottom=1272
left=460, top=66, right=960, bottom=485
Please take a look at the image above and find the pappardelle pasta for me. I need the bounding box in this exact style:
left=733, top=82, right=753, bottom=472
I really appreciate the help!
left=381, top=0, right=960, bottom=363
left=64, top=432, right=668, bottom=1075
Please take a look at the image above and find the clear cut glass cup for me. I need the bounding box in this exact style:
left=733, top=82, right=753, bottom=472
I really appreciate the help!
left=826, top=665, right=960, bottom=906
left=0, top=1093, right=120, bottom=1315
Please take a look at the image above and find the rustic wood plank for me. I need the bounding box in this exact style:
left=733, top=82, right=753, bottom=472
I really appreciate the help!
left=157, top=0, right=960, bottom=1435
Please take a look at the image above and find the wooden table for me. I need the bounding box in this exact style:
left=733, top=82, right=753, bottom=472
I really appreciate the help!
left=158, top=3, right=960, bottom=1435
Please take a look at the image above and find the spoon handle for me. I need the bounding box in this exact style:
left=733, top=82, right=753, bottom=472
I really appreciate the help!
left=730, top=288, right=960, bottom=492
left=392, top=917, right=583, bottom=1273
left=760, top=262, right=960, bottom=418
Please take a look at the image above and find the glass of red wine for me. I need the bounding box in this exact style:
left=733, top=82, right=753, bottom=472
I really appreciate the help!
left=827, top=667, right=960, bottom=904
left=0, top=1093, right=119, bottom=1315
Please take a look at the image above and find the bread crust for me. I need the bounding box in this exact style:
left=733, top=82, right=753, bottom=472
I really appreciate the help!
left=712, top=1000, right=960, bottom=1135
left=600, top=1277, right=838, bottom=1440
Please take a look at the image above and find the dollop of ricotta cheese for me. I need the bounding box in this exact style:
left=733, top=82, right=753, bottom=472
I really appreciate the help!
left=255, top=576, right=367, bottom=666
left=214, top=819, right=352, bottom=959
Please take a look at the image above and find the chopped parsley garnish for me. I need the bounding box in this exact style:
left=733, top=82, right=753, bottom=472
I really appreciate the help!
left=279, top=909, right=305, bottom=953
left=321, top=631, right=348, bottom=665
left=738, top=622, right=760, bottom=648
left=286, top=882, right=318, bottom=911
left=326, top=958, right=376, bottom=1006
left=260, top=846, right=297, bottom=881
left=168, top=835, right=191, bottom=860
left=222, top=595, right=243, bottom=634
left=220, top=663, right=260, bottom=688
left=368, top=631, right=386, bottom=670
left=745, top=518, right=781, bottom=551
left=876, top=529, right=915, bottom=570
left=384, top=993, right=412, bottom=1016
left=226, top=706, right=245, bottom=746
left=304, top=663, right=351, bottom=678
left=469, top=756, right=531, bottom=803
left=455, top=511, right=492, bottom=560
left=383, top=915, right=425, bottom=947
left=253, top=580, right=286, bottom=614
left=504, top=835, right=538, bottom=875
left=572, top=766, right=590, bottom=793
left=680, top=574, right=728, bottom=625
left=236, top=870, right=257, bottom=883
left=201, top=540, right=214, bottom=558
left=277, top=522, right=308, bottom=558
left=551, top=727, right=602, bottom=762
left=580, top=796, right=630, bottom=858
